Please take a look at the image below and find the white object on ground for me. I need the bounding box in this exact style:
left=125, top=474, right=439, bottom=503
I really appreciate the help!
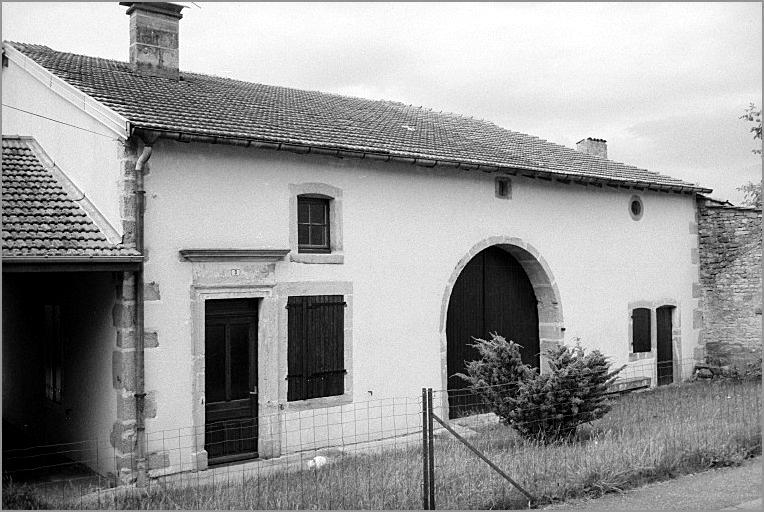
left=307, top=455, right=328, bottom=470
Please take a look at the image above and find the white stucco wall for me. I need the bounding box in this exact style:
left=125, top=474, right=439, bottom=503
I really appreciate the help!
left=2, top=55, right=124, bottom=233
left=140, top=139, right=700, bottom=466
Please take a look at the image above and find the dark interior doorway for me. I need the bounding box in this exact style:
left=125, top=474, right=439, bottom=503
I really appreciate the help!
left=205, top=298, right=259, bottom=464
left=446, top=246, right=540, bottom=418
left=656, top=305, right=674, bottom=386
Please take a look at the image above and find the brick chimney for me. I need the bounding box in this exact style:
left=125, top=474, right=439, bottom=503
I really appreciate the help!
left=121, top=2, right=185, bottom=79
left=576, top=137, right=608, bottom=159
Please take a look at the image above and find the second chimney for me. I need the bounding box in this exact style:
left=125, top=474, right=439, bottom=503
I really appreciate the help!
left=121, top=2, right=185, bottom=79
left=576, top=137, right=608, bottom=159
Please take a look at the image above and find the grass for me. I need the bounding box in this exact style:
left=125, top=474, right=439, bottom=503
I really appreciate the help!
left=4, top=379, right=760, bottom=510
left=2, top=480, right=51, bottom=510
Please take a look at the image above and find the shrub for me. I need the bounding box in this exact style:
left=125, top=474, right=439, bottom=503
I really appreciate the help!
left=455, top=335, right=533, bottom=420
left=457, top=334, right=622, bottom=442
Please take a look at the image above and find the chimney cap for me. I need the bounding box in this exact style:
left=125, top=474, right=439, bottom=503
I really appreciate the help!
left=577, top=137, right=607, bottom=144
left=120, top=2, right=185, bottom=19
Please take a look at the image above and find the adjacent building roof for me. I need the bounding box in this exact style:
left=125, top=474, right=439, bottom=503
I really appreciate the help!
left=2, top=136, right=141, bottom=260
left=5, top=42, right=711, bottom=193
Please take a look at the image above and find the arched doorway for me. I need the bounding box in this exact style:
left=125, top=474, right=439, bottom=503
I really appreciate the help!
left=441, top=238, right=563, bottom=419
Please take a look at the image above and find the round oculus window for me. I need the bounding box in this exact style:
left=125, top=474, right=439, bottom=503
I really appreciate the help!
left=629, top=195, right=643, bottom=220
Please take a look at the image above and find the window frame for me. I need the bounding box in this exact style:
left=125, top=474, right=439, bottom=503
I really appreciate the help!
left=289, top=183, right=344, bottom=264
left=276, top=281, right=353, bottom=412
left=626, top=301, right=682, bottom=382
left=297, top=196, right=331, bottom=254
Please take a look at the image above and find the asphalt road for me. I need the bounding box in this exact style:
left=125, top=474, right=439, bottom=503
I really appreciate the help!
left=541, top=457, right=761, bottom=511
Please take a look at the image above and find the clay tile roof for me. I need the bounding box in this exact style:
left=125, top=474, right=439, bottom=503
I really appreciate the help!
left=6, top=42, right=711, bottom=192
left=2, top=136, right=140, bottom=258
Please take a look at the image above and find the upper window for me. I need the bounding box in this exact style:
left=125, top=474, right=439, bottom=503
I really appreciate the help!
left=495, top=177, right=512, bottom=199
left=631, top=307, right=651, bottom=353
left=289, top=183, right=343, bottom=264
left=286, top=295, right=347, bottom=401
left=297, top=196, right=330, bottom=253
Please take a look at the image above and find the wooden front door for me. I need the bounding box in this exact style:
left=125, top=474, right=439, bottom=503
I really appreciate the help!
left=446, top=246, right=540, bottom=418
left=205, top=299, right=258, bottom=464
left=656, top=306, right=674, bottom=386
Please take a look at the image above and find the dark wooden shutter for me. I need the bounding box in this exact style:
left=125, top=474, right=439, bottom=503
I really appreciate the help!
left=632, top=308, right=651, bottom=353
left=287, top=296, right=307, bottom=401
left=287, top=295, right=346, bottom=401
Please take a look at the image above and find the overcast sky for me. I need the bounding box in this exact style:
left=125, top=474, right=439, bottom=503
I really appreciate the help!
left=3, top=2, right=761, bottom=202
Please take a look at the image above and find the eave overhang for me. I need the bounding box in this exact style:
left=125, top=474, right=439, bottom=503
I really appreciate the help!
left=2, top=255, right=143, bottom=272
left=133, top=127, right=713, bottom=196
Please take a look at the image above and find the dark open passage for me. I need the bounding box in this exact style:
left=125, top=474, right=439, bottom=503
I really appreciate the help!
left=446, top=246, right=540, bottom=418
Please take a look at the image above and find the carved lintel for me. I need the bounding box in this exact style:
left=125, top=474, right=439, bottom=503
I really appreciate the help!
left=179, top=249, right=290, bottom=262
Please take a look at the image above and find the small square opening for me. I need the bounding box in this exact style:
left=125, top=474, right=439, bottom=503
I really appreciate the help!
left=495, top=177, right=512, bottom=199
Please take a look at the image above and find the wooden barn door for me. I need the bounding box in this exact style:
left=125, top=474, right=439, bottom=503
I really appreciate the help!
left=446, top=246, right=540, bottom=418
left=205, top=298, right=259, bottom=464
left=446, top=251, right=485, bottom=417
left=656, top=306, right=674, bottom=386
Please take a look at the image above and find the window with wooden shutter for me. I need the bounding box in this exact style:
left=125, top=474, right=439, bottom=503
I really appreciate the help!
left=287, top=295, right=346, bottom=401
left=631, top=307, right=651, bottom=353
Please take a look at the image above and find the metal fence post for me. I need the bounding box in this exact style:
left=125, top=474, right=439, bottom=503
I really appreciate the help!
left=427, top=388, right=436, bottom=510
left=422, top=388, right=430, bottom=510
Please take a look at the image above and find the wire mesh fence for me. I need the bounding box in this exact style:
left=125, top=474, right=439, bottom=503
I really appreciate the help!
left=2, top=437, right=115, bottom=508
left=3, top=395, right=427, bottom=509
left=2, top=356, right=760, bottom=509
left=427, top=357, right=761, bottom=509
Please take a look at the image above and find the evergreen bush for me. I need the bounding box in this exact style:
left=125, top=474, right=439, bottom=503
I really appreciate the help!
left=456, top=334, right=623, bottom=442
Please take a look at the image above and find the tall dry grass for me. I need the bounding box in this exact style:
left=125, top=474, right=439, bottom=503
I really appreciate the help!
left=7, top=379, right=760, bottom=510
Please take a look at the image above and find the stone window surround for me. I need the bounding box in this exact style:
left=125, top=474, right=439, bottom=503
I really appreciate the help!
left=189, top=279, right=353, bottom=468
left=274, top=281, right=354, bottom=413
left=626, top=299, right=682, bottom=383
left=289, top=183, right=344, bottom=264
left=438, top=235, right=564, bottom=414
left=183, top=252, right=352, bottom=468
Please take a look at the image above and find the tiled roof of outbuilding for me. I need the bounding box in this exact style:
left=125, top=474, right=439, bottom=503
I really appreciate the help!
left=2, top=136, right=140, bottom=258
left=6, top=42, right=711, bottom=193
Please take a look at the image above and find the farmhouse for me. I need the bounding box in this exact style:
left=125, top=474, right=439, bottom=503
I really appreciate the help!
left=2, top=3, right=715, bottom=481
